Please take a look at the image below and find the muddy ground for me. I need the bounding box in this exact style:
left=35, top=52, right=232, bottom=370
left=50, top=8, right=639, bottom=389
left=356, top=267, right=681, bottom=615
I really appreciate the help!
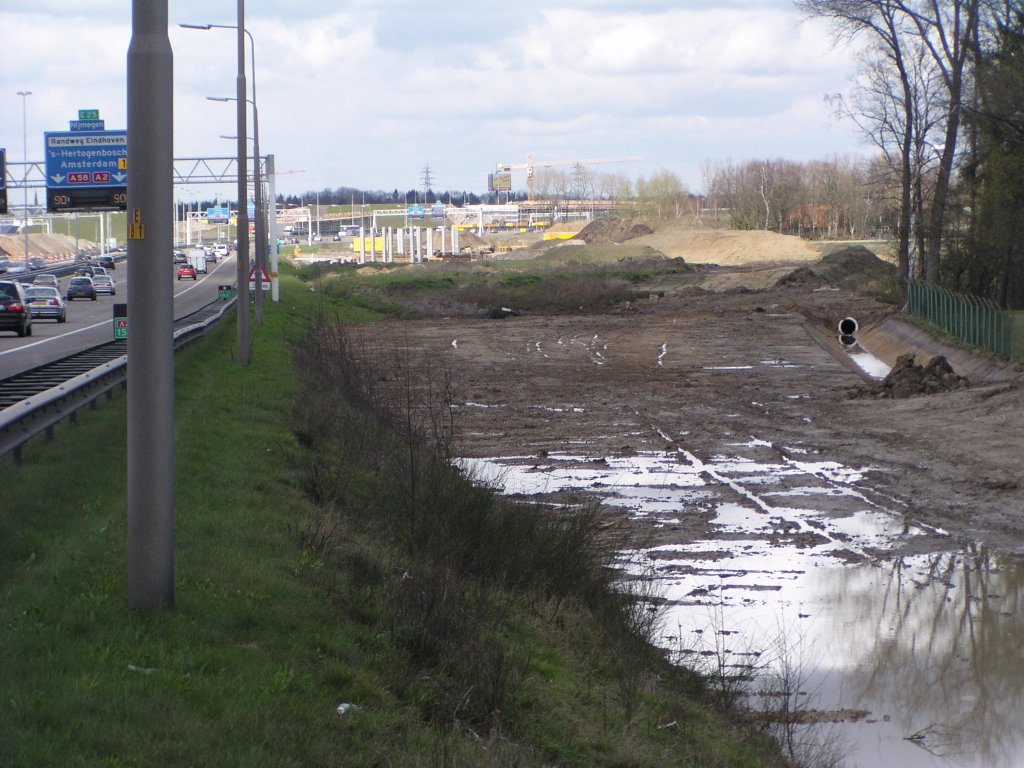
left=373, top=268, right=1024, bottom=558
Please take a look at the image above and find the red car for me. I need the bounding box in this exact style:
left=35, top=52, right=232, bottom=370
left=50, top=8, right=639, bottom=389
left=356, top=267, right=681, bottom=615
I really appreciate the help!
left=177, top=264, right=197, bottom=281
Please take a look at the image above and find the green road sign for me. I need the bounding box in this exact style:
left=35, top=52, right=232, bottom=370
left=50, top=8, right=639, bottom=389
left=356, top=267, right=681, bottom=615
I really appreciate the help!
left=114, top=318, right=128, bottom=339
left=79, top=109, right=100, bottom=121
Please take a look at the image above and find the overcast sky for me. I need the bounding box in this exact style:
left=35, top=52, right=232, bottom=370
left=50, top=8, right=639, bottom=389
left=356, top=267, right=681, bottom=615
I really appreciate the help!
left=1, top=0, right=864, bottom=198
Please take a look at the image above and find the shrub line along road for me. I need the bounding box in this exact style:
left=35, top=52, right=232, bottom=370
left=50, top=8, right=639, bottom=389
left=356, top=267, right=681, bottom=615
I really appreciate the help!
left=0, top=255, right=238, bottom=380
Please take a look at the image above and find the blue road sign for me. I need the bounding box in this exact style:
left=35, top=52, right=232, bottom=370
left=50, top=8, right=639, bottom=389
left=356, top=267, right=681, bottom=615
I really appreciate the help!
left=70, top=120, right=105, bottom=131
left=45, top=130, right=127, bottom=189
left=207, top=207, right=230, bottom=223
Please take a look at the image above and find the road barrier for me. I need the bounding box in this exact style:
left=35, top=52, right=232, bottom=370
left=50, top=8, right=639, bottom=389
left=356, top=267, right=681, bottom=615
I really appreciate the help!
left=0, top=296, right=236, bottom=462
left=905, top=280, right=1023, bottom=359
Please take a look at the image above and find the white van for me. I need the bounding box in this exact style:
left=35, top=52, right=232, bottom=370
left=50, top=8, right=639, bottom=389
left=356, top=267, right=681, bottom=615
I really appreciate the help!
left=188, top=249, right=208, bottom=274
left=214, top=243, right=229, bottom=259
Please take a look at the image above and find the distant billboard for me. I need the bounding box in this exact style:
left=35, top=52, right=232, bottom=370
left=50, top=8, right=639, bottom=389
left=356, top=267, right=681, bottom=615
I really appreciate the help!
left=407, top=204, right=425, bottom=219
left=430, top=202, right=446, bottom=218
left=207, top=207, right=230, bottom=223
left=489, top=172, right=512, bottom=192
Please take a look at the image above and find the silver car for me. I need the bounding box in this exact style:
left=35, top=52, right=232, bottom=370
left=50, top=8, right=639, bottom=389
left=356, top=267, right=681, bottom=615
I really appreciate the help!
left=92, top=274, right=117, bottom=296
left=24, top=286, right=67, bottom=322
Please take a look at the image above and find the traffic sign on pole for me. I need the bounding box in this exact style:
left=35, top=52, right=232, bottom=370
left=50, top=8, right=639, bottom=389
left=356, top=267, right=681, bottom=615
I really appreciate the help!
left=44, top=129, right=128, bottom=212
left=248, top=263, right=270, bottom=291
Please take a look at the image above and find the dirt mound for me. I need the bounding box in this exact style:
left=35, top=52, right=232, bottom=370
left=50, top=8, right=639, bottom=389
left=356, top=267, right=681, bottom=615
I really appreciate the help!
left=0, top=233, right=88, bottom=258
left=775, top=266, right=830, bottom=289
left=813, top=245, right=896, bottom=292
left=851, top=354, right=969, bottom=399
left=0, top=233, right=91, bottom=260
left=629, top=224, right=822, bottom=265
left=534, top=243, right=669, bottom=266
left=544, top=222, right=586, bottom=236
left=456, top=230, right=488, bottom=249
left=576, top=218, right=655, bottom=245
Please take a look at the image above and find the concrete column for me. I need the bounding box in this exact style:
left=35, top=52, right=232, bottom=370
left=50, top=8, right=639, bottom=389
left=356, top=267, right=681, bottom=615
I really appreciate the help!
left=453, top=226, right=459, bottom=255
left=267, top=154, right=279, bottom=302
left=126, top=0, right=175, bottom=609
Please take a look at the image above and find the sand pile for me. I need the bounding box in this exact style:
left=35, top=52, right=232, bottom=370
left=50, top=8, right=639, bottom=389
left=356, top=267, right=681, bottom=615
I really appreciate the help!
left=851, top=354, right=969, bottom=399
left=0, top=233, right=88, bottom=258
left=576, top=218, right=655, bottom=245
left=629, top=224, right=821, bottom=265
left=544, top=222, right=586, bottom=237
left=456, top=230, right=488, bottom=249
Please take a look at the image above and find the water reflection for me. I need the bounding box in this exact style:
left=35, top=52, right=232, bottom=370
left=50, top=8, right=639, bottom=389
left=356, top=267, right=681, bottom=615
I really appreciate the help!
left=814, top=547, right=1024, bottom=765
left=463, top=449, right=1024, bottom=766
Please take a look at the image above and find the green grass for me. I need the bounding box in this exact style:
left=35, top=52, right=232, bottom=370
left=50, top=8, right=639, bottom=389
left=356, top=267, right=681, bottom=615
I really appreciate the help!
left=291, top=259, right=690, bottom=319
left=0, top=271, right=780, bottom=767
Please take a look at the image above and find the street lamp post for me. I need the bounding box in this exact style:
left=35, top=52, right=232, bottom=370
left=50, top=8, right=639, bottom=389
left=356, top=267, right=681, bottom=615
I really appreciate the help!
left=182, top=20, right=265, bottom=325
left=211, top=96, right=263, bottom=326
left=126, top=0, right=175, bottom=610
left=16, top=91, right=31, bottom=271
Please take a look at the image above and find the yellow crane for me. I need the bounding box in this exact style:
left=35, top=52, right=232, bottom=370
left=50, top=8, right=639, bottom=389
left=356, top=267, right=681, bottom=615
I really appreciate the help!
left=496, top=153, right=644, bottom=201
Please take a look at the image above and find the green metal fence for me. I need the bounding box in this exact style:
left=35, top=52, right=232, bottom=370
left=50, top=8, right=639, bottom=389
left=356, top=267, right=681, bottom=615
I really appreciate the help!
left=905, top=280, right=1022, bottom=359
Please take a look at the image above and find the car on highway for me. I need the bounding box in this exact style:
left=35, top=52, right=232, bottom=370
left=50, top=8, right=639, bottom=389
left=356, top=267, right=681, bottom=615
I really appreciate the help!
left=97, top=255, right=116, bottom=270
left=33, top=274, right=59, bottom=288
left=5, top=263, right=27, bottom=275
left=215, top=243, right=230, bottom=258
left=0, top=280, right=33, bottom=337
left=29, top=257, right=48, bottom=271
left=24, top=286, right=67, bottom=323
left=177, top=264, right=197, bottom=280
left=173, top=250, right=187, bottom=264
left=66, top=276, right=98, bottom=301
left=93, top=274, right=116, bottom=296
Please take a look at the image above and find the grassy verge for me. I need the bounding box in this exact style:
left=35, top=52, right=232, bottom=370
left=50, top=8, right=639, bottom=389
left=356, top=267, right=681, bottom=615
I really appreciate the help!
left=0, top=272, right=779, bottom=766
left=290, top=258, right=689, bottom=318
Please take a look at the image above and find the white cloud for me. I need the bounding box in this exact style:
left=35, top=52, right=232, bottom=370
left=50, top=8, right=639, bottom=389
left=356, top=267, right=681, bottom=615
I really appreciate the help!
left=1, top=2, right=864, bottom=196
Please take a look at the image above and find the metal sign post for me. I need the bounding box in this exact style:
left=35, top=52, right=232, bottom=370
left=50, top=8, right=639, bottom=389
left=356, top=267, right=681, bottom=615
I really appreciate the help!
left=126, top=0, right=175, bottom=610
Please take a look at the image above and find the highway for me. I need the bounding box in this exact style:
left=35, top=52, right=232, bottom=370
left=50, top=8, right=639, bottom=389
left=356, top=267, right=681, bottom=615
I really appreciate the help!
left=0, top=255, right=238, bottom=380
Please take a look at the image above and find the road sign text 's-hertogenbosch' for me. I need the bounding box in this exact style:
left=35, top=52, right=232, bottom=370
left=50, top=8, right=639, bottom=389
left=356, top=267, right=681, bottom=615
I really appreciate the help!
left=45, top=130, right=127, bottom=213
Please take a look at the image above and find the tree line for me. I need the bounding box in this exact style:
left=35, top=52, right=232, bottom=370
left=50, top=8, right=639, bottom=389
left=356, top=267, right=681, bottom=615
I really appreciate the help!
left=798, top=0, right=1024, bottom=306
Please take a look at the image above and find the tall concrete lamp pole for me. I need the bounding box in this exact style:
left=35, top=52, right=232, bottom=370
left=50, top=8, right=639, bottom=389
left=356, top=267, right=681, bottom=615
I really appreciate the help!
left=16, top=91, right=31, bottom=271
left=181, top=20, right=264, bottom=327
left=126, top=0, right=175, bottom=609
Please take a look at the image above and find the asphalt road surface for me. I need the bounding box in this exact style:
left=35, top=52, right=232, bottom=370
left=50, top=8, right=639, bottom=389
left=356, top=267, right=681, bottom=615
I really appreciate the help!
left=0, top=255, right=238, bottom=379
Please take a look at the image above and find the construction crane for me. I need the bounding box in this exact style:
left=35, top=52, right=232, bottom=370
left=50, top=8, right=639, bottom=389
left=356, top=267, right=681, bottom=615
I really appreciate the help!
left=496, top=153, right=643, bottom=201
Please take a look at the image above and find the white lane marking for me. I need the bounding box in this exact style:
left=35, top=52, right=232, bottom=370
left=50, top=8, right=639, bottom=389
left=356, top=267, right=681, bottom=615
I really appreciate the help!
left=0, top=256, right=236, bottom=358
left=0, top=318, right=113, bottom=356
left=658, top=343, right=667, bottom=366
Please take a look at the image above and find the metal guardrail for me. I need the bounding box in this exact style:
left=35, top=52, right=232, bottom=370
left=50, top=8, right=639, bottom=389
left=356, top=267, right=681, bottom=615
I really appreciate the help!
left=905, top=280, right=1022, bottom=359
left=0, top=296, right=236, bottom=461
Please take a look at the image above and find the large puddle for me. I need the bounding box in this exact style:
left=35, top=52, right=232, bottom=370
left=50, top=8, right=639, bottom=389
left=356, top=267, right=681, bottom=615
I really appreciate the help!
left=461, top=447, right=1024, bottom=767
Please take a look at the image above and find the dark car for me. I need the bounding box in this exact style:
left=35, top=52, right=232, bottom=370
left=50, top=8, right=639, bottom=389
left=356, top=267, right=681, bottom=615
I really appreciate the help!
left=98, top=255, right=116, bottom=270
left=29, top=257, right=48, bottom=271
left=173, top=251, right=187, bottom=264
left=0, top=280, right=33, bottom=337
left=67, top=276, right=98, bottom=301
